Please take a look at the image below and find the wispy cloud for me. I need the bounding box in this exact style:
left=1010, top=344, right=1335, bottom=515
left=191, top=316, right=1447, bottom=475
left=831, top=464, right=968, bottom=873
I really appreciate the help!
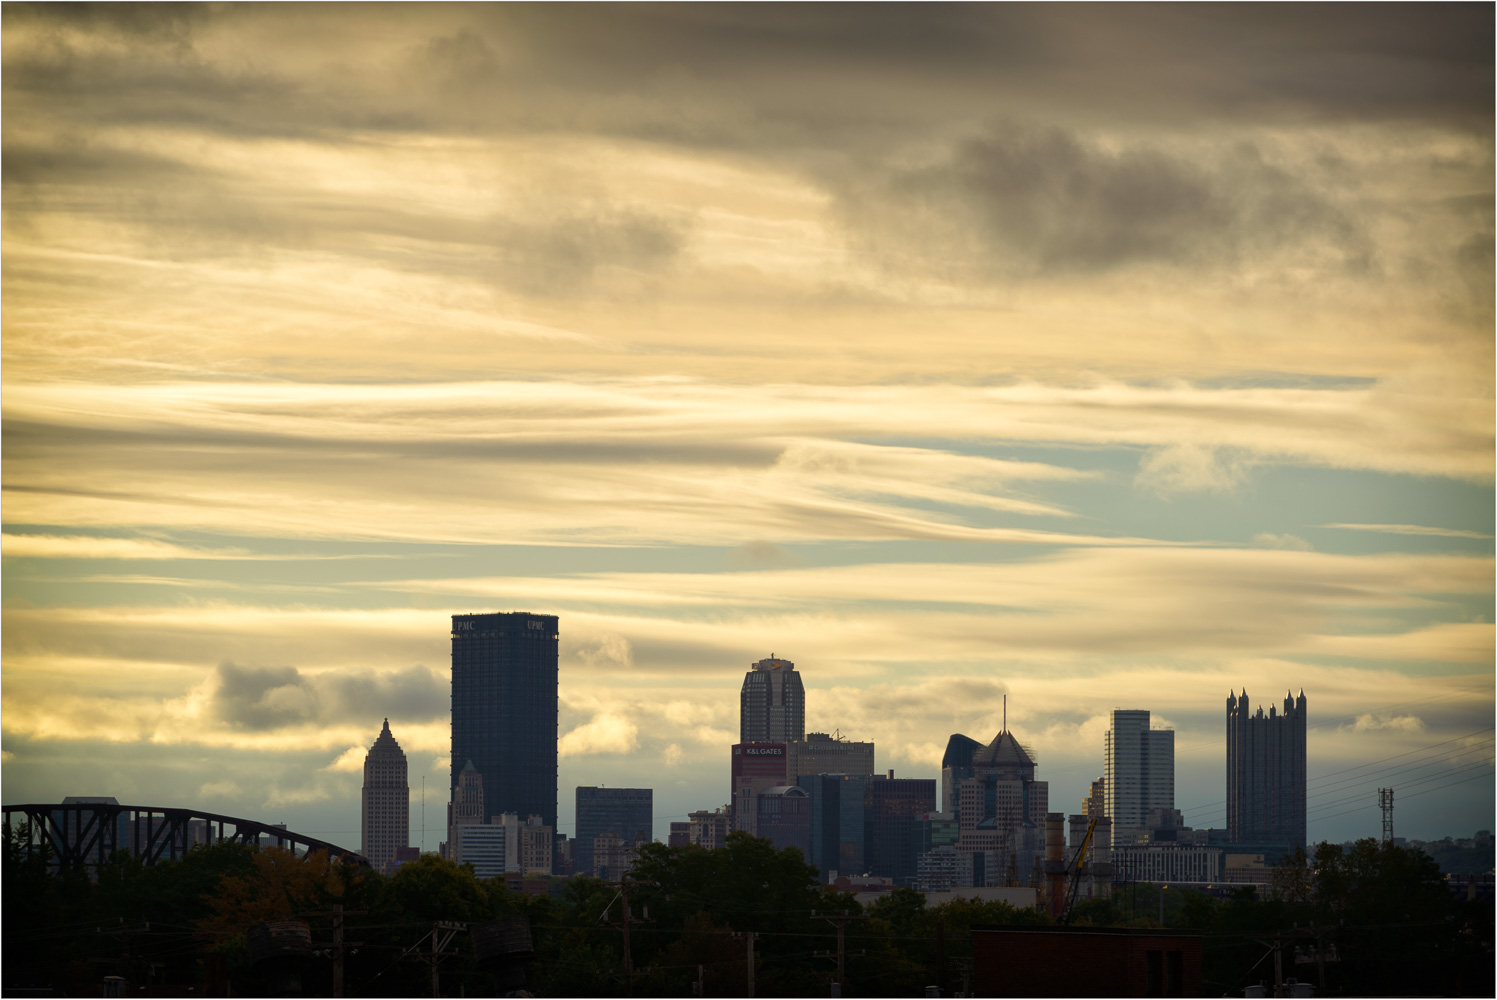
left=1321, top=523, right=1494, bottom=539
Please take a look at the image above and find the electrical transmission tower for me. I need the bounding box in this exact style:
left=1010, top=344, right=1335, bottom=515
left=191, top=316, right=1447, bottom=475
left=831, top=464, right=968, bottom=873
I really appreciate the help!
left=1378, top=788, right=1394, bottom=843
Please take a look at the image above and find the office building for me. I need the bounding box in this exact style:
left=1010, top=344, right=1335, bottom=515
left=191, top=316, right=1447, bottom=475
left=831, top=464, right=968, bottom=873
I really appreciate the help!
left=740, top=656, right=805, bottom=742
left=950, top=727, right=1050, bottom=887
left=362, top=719, right=409, bottom=874
left=799, top=772, right=936, bottom=885
left=866, top=773, right=937, bottom=886
left=668, top=822, right=691, bottom=846
left=800, top=773, right=869, bottom=879
left=575, top=786, right=652, bottom=877
left=1082, top=778, right=1105, bottom=820
left=1104, top=710, right=1174, bottom=848
left=592, top=829, right=651, bottom=881
left=484, top=812, right=555, bottom=876
left=451, top=823, right=507, bottom=879
left=451, top=612, right=559, bottom=831
left=755, top=785, right=812, bottom=855
left=731, top=741, right=788, bottom=833
left=688, top=807, right=731, bottom=850
left=1112, top=844, right=1222, bottom=883
left=1227, top=689, right=1307, bottom=851
left=787, top=731, right=875, bottom=780
left=448, top=759, right=486, bottom=850
left=940, top=733, right=984, bottom=814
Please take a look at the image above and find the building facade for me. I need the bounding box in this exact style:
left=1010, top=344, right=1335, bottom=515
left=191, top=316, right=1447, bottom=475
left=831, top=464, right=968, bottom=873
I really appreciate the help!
left=756, top=785, right=812, bottom=855
left=866, top=774, right=937, bottom=886
left=451, top=612, right=560, bottom=831
left=787, top=731, right=875, bottom=780
left=1112, top=845, right=1222, bottom=883
left=361, top=719, right=409, bottom=874
left=950, top=729, right=1050, bottom=887
left=1104, top=710, right=1175, bottom=848
left=451, top=823, right=507, bottom=878
left=731, top=741, right=789, bottom=833
left=575, top=786, right=653, bottom=877
left=1083, top=777, right=1106, bottom=820
left=1226, top=689, right=1307, bottom=850
left=688, top=807, right=731, bottom=849
left=740, top=656, right=805, bottom=742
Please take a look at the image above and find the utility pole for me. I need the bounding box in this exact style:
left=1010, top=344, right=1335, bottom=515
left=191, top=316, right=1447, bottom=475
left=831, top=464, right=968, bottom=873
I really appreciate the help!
left=303, top=904, right=366, bottom=999
left=814, top=911, right=868, bottom=994
left=426, top=920, right=464, bottom=997
left=745, top=930, right=755, bottom=998
left=603, top=875, right=656, bottom=997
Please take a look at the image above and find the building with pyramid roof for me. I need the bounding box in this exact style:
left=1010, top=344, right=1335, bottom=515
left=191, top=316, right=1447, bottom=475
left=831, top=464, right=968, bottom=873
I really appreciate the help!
left=941, top=723, right=1049, bottom=888
left=362, top=718, right=409, bottom=874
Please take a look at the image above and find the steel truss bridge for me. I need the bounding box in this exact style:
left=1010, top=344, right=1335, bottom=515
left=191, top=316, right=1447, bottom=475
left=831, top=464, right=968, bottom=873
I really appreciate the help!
left=2, top=802, right=369, bottom=874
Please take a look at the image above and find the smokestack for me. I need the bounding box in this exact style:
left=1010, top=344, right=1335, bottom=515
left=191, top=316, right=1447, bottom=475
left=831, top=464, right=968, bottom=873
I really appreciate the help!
left=1093, top=818, right=1112, bottom=867
left=1069, top=815, right=1088, bottom=852
left=1045, top=813, right=1064, bottom=862
left=1045, top=813, right=1067, bottom=919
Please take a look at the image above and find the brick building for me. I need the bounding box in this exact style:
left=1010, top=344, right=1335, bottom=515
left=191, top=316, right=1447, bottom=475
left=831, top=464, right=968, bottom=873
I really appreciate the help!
left=973, top=926, right=1201, bottom=997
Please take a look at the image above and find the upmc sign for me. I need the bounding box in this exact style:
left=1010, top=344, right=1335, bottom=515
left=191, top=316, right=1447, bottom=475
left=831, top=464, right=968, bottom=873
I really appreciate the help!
left=731, top=742, right=788, bottom=780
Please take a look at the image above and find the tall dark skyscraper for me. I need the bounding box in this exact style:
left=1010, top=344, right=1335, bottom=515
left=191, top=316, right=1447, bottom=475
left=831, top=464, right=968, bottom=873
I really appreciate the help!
left=451, top=612, right=560, bottom=830
left=1227, top=689, right=1307, bottom=850
left=740, top=655, right=805, bottom=742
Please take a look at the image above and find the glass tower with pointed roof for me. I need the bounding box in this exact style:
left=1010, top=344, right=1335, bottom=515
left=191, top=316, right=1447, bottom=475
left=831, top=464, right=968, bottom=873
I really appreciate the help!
left=362, top=718, right=409, bottom=874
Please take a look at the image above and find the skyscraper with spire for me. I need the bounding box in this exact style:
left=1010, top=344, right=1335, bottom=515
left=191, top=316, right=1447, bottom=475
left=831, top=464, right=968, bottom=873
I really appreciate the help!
left=1227, top=688, right=1307, bottom=850
left=362, top=718, right=409, bottom=874
left=946, top=712, right=1050, bottom=886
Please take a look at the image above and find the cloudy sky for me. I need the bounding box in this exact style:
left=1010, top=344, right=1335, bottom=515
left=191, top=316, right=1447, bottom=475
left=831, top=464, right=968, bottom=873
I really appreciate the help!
left=3, top=4, right=1492, bottom=852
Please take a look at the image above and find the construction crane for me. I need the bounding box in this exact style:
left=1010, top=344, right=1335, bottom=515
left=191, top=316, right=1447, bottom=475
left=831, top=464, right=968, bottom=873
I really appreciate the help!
left=1059, top=816, right=1098, bottom=926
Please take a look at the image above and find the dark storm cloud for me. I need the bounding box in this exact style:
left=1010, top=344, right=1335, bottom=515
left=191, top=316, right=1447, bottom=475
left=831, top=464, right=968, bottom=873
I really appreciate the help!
left=842, top=122, right=1372, bottom=277
left=5, top=5, right=1488, bottom=150
left=213, top=661, right=446, bottom=731
left=318, top=664, right=447, bottom=722
left=214, top=661, right=314, bottom=730
left=4, top=2, right=208, bottom=46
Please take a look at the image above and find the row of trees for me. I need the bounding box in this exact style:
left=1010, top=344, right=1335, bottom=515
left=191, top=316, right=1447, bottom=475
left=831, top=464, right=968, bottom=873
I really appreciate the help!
left=4, top=825, right=1491, bottom=997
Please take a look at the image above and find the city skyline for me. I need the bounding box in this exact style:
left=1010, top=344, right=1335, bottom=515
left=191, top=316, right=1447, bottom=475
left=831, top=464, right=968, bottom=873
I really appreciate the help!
left=2, top=6, right=1492, bottom=850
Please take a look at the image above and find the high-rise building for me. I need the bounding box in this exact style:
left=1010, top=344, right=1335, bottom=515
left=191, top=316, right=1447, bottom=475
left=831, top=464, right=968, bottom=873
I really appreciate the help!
left=951, top=729, right=1049, bottom=886
left=787, top=731, right=875, bottom=780
left=740, top=656, right=805, bottom=742
left=1082, top=777, right=1106, bottom=820
left=799, top=772, right=936, bottom=885
left=866, top=773, right=937, bottom=887
left=687, top=807, right=731, bottom=850
left=362, top=719, right=409, bottom=874
left=1227, top=689, right=1307, bottom=851
left=1104, top=710, right=1175, bottom=848
left=755, top=785, right=812, bottom=855
left=451, top=823, right=507, bottom=878
left=575, top=786, right=652, bottom=877
left=451, top=612, right=559, bottom=830
left=731, top=741, right=788, bottom=833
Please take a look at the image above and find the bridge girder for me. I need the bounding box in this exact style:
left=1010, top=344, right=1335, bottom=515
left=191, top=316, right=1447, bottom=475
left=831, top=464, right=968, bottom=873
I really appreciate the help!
left=2, top=803, right=369, bottom=874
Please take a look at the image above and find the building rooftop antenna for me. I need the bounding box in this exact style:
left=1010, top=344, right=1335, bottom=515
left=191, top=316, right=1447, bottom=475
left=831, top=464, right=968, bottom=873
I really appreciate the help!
left=1003, top=694, right=1007, bottom=734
